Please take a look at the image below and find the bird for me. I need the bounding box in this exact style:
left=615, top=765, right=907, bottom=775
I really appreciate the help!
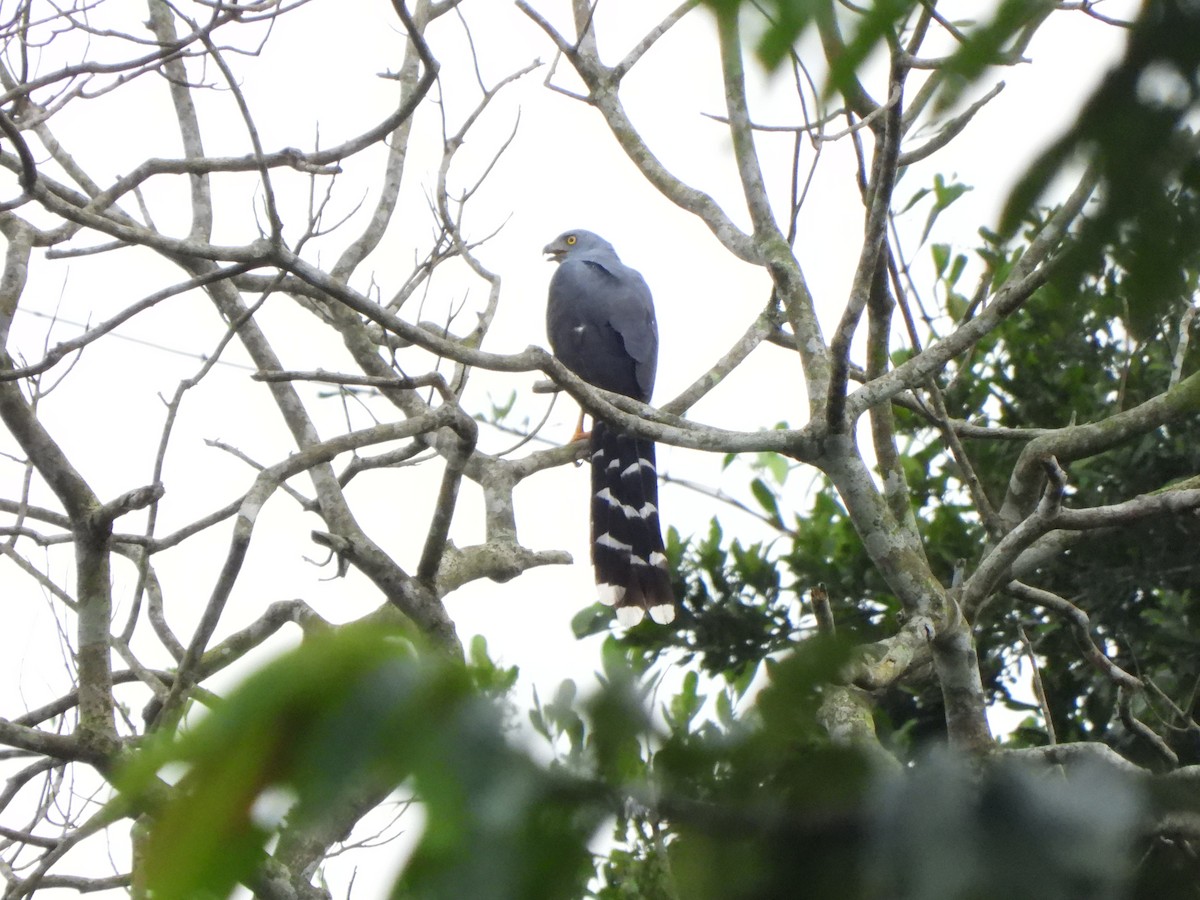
left=543, top=229, right=676, bottom=627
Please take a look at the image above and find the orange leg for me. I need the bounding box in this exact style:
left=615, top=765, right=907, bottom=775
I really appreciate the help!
left=570, top=409, right=590, bottom=443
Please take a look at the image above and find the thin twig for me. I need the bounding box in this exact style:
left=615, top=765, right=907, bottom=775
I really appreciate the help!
left=1017, top=623, right=1056, bottom=745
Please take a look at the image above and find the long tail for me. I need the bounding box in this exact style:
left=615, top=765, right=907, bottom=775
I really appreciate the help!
left=590, top=420, right=675, bottom=626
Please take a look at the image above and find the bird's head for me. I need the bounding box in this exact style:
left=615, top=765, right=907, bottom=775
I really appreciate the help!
left=543, top=229, right=614, bottom=263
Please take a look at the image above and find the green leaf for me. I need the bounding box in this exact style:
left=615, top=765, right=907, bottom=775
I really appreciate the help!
left=667, top=670, right=705, bottom=732
left=756, top=451, right=790, bottom=485
left=899, top=185, right=932, bottom=215
left=946, top=291, right=969, bottom=321
left=551, top=678, right=577, bottom=710
left=715, top=688, right=736, bottom=729
left=749, top=478, right=784, bottom=529
left=469, top=634, right=519, bottom=695
left=750, top=0, right=820, bottom=72
left=824, top=0, right=919, bottom=98
left=922, top=175, right=973, bottom=243
left=935, top=0, right=1055, bottom=112
left=529, top=687, right=551, bottom=740
left=947, top=251, right=969, bottom=287
left=571, top=603, right=613, bottom=639
left=730, top=660, right=760, bottom=699
left=489, top=390, right=517, bottom=422
left=931, top=242, right=950, bottom=278
left=586, top=674, right=650, bottom=783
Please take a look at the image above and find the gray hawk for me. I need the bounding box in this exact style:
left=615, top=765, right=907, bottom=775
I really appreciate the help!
left=543, top=229, right=675, bottom=627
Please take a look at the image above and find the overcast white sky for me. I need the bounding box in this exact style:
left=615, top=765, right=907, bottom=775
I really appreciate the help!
left=0, top=0, right=1139, bottom=895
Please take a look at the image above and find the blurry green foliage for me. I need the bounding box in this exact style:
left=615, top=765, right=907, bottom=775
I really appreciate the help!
left=118, top=625, right=597, bottom=900
left=118, top=617, right=1164, bottom=899
left=704, top=0, right=1054, bottom=106
left=1000, top=1, right=1200, bottom=341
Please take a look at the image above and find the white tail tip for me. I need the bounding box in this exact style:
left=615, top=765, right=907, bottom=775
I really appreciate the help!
left=648, top=604, right=676, bottom=625
left=615, top=605, right=645, bottom=627
left=597, top=583, right=624, bottom=607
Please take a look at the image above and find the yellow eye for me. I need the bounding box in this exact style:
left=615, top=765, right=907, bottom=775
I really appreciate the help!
left=566, top=235, right=576, bottom=245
